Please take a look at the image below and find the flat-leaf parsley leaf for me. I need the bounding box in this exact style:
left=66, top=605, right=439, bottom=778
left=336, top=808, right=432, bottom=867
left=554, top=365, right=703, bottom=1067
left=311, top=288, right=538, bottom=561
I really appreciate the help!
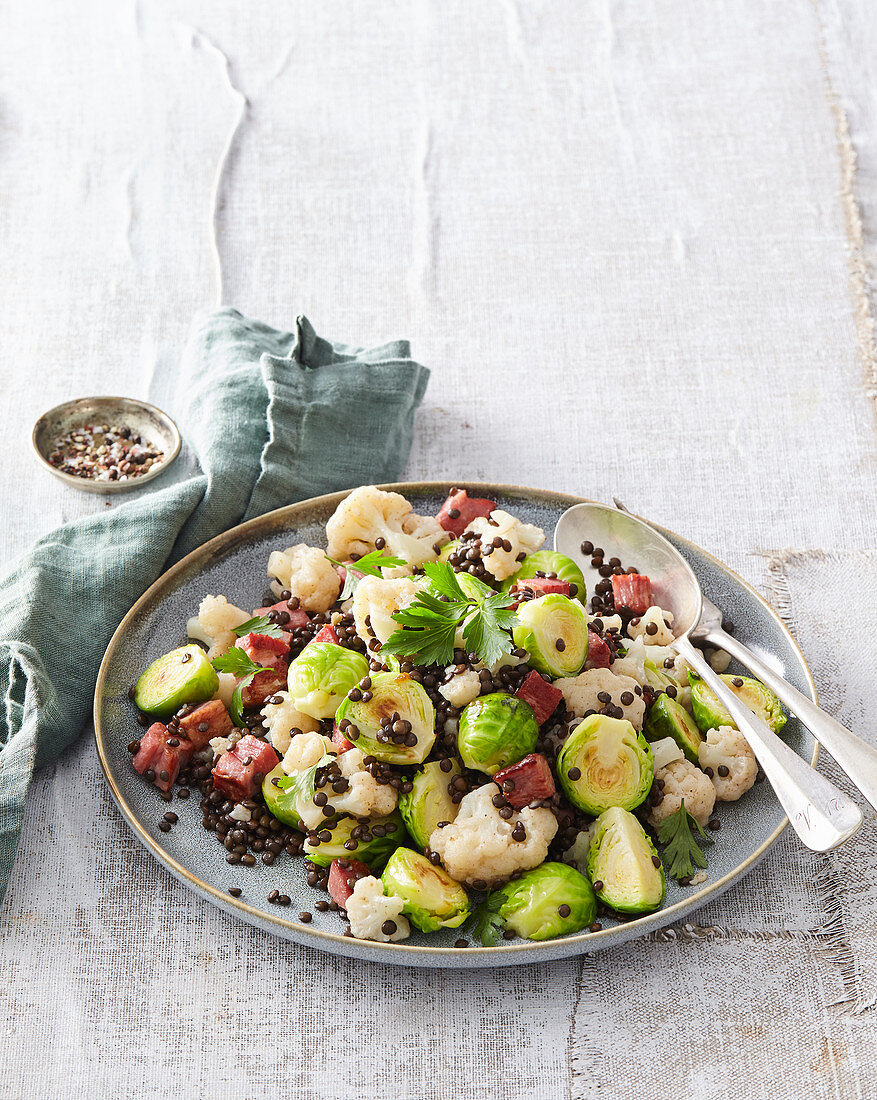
left=655, top=798, right=713, bottom=880
left=325, top=549, right=407, bottom=600
left=211, top=649, right=274, bottom=727
left=381, top=562, right=516, bottom=667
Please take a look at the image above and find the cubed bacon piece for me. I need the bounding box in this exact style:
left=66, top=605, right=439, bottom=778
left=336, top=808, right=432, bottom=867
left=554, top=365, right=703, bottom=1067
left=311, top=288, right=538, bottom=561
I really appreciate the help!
left=492, top=753, right=556, bottom=810
left=327, top=859, right=372, bottom=908
left=611, top=573, right=652, bottom=615
left=308, top=624, right=339, bottom=647
left=511, top=577, right=572, bottom=599
left=436, top=488, right=498, bottom=537
left=236, top=631, right=289, bottom=668
left=332, top=724, right=355, bottom=753
left=178, top=699, right=234, bottom=749
left=515, top=670, right=563, bottom=725
left=252, top=601, right=310, bottom=631
left=211, top=734, right=279, bottom=802
left=239, top=663, right=288, bottom=707
left=586, top=631, right=611, bottom=670
left=133, top=722, right=194, bottom=792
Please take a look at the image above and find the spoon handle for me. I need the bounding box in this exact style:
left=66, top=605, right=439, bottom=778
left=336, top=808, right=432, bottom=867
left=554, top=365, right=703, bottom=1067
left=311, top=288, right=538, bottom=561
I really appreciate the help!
left=699, top=625, right=877, bottom=815
left=675, top=637, right=862, bottom=852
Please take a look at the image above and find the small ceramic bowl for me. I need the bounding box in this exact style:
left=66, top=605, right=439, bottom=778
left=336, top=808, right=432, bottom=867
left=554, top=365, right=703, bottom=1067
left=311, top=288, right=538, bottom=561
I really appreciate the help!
left=32, top=396, right=181, bottom=494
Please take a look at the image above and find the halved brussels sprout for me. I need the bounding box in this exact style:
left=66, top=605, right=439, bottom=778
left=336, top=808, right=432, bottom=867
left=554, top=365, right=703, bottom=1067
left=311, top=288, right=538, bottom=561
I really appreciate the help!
left=262, top=763, right=305, bottom=829
left=438, top=539, right=460, bottom=563
left=302, top=809, right=406, bottom=870
left=643, top=658, right=678, bottom=693
left=380, top=847, right=470, bottom=932
left=512, top=594, right=589, bottom=679
left=134, top=644, right=219, bottom=718
left=689, top=672, right=786, bottom=734
left=487, top=862, right=596, bottom=941
left=455, top=571, right=493, bottom=600
left=587, top=806, right=665, bottom=915
left=398, top=759, right=463, bottom=850
left=287, top=643, right=369, bottom=720
left=457, top=693, right=539, bottom=775
left=334, top=672, right=436, bottom=765
left=643, top=694, right=703, bottom=763
left=557, top=714, right=654, bottom=815
left=501, top=551, right=587, bottom=604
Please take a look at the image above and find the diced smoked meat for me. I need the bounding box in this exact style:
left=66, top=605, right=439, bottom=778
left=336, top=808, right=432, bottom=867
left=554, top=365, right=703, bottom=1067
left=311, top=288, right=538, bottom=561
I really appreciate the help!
left=252, top=601, right=310, bottom=631
left=436, top=488, right=497, bottom=537
left=492, top=754, right=556, bottom=809
left=515, top=670, right=563, bottom=725
left=611, top=574, right=652, bottom=615
left=332, top=724, right=354, bottom=753
left=211, top=734, right=279, bottom=801
left=239, top=664, right=288, bottom=707
left=511, top=577, right=572, bottom=601
left=236, top=631, right=289, bottom=668
left=328, top=859, right=371, bottom=908
left=586, top=632, right=611, bottom=669
left=178, top=699, right=234, bottom=749
left=133, top=722, right=194, bottom=792
left=308, top=625, right=340, bottom=646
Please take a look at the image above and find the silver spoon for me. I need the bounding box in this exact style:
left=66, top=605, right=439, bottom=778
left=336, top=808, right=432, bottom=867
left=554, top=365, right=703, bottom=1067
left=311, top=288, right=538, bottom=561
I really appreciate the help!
left=554, top=501, right=863, bottom=852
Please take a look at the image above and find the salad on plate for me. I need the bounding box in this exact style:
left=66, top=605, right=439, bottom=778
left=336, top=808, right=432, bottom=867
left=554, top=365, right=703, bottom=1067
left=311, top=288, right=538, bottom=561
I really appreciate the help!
left=126, top=486, right=786, bottom=945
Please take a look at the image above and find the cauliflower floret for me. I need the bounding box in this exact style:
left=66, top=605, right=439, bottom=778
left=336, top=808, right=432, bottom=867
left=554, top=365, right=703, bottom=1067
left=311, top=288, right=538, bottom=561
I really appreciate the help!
left=610, top=636, right=648, bottom=684
left=628, top=606, right=676, bottom=646
left=466, top=509, right=545, bottom=581
left=280, top=730, right=335, bottom=776
left=346, top=876, right=410, bottom=942
left=352, top=574, right=423, bottom=644
left=561, top=827, right=594, bottom=875
left=267, top=543, right=341, bottom=612
left=278, top=730, right=337, bottom=830
left=261, top=691, right=320, bottom=754
left=439, top=670, right=482, bottom=708
left=588, top=613, right=623, bottom=633
left=611, top=638, right=692, bottom=710
left=698, top=725, right=758, bottom=801
left=326, top=486, right=447, bottom=573
left=650, top=736, right=685, bottom=771
left=428, top=783, right=557, bottom=887
left=707, top=647, right=732, bottom=673
left=279, top=740, right=396, bottom=829
left=209, top=730, right=241, bottom=760
left=328, top=748, right=399, bottom=818
left=648, top=758, right=716, bottom=829
left=187, top=594, right=250, bottom=658
left=555, top=667, right=646, bottom=729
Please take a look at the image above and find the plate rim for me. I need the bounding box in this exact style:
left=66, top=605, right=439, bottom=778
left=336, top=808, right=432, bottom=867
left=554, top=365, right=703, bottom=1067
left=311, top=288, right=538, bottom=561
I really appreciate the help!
left=93, top=481, right=819, bottom=963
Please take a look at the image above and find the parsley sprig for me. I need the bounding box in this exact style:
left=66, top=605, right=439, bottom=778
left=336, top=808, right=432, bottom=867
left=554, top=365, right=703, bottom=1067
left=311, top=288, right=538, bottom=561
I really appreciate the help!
left=655, top=799, right=713, bottom=880
left=211, top=649, right=274, bottom=727
left=381, top=562, right=516, bottom=668
left=274, top=752, right=336, bottom=807
left=325, top=549, right=407, bottom=600
left=232, top=615, right=285, bottom=639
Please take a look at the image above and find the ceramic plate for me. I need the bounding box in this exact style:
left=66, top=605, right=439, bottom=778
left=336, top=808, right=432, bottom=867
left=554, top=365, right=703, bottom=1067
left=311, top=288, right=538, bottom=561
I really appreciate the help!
left=94, top=483, right=817, bottom=968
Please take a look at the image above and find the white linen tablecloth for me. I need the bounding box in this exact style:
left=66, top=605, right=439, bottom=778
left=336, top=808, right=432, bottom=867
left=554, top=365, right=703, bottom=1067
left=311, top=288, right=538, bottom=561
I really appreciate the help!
left=1, top=1, right=875, bottom=1097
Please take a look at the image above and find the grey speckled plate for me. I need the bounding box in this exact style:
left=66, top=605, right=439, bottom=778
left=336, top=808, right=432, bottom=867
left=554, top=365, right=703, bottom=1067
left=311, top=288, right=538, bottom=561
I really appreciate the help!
left=94, top=483, right=817, bottom=968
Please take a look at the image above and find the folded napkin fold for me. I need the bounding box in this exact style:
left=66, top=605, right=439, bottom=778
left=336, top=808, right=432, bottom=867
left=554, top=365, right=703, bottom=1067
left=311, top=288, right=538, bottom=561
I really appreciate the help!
left=0, top=308, right=429, bottom=901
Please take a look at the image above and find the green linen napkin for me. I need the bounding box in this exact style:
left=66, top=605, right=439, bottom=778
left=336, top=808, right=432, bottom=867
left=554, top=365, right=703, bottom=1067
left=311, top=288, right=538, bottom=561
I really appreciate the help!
left=0, top=308, right=429, bottom=901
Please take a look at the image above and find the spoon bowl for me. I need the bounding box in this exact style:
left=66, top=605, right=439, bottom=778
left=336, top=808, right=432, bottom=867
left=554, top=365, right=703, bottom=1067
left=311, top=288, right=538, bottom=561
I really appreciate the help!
left=553, top=502, right=703, bottom=633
